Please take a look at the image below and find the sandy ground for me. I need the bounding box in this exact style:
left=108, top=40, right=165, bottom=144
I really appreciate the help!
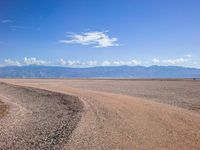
left=0, top=79, right=200, bottom=150
left=28, top=79, right=200, bottom=113
left=0, top=82, right=83, bottom=150
left=0, top=100, right=8, bottom=118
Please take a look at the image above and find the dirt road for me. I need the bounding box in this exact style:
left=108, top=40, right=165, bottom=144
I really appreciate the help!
left=1, top=79, right=200, bottom=150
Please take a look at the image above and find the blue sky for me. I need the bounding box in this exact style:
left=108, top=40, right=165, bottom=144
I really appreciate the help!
left=0, top=0, right=200, bottom=67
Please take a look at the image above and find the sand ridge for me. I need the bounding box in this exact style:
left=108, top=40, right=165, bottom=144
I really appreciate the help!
left=0, top=82, right=83, bottom=150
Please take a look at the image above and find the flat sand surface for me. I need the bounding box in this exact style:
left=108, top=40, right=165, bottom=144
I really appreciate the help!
left=0, top=79, right=200, bottom=150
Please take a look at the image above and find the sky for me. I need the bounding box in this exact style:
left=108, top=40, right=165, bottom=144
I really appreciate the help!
left=0, top=0, right=200, bottom=68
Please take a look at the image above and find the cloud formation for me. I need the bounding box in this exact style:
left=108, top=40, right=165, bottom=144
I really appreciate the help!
left=163, top=58, right=188, bottom=65
left=2, top=58, right=141, bottom=67
left=59, top=31, right=119, bottom=48
left=4, top=59, right=21, bottom=66
left=23, top=57, right=49, bottom=66
left=58, top=59, right=98, bottom=67
left=152, top=58, right=160, bottom=63
left=104, top=59, right=141, bottom=66
left=152, top=55, right=193, bottom=65
left=57, top=59, right=81, bottom=66
left=1, top=55, right=197, bottom=68
left=3, top=57, right=49, bottom=66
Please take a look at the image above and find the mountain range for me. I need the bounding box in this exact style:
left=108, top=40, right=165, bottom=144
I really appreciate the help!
left=0, top=65, right=200, bottom=78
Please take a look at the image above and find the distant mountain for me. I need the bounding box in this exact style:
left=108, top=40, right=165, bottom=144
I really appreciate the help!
left=0, top=65, right=200, bottom=78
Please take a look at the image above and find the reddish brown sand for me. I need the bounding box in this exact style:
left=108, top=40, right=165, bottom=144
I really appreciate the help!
left=0, top=79, right=200, bottom=150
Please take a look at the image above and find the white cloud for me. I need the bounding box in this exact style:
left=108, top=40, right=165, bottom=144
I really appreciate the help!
left=163, top=58, right=188, bottom=65
left=66, top=60, right=81, bottom=66
left=1, top=58, right=141, bottom=68
left=23, top=57, right=49, bottom=66
left=101, top=59, right=141, bottom=66
left=58, top=59, right=98, bottom=67
left=2, top=58, right=49, bottom=67
left=112, top=61, right=124, bottom=65
left=4, top=59, right=21, bottom=66
left=129, top=59, right=141, bottom=65
left=151, top=55, right=194, bottom=66
left=58, top=59, right=141, bottom=67
left=57, top=59, right=82, bottom=66
left=1, top=56, right=197, bottom=68
left=59, top=31, right=119, bottom=48
left=85, top=60, right=98, bottom=66
left=1, top=19, right=13, bottom=23
left=58, top=58, right=66, bottom=65
left=152, top=58, right=160, bottom=63
left=102, top=61, right=111, bottom=66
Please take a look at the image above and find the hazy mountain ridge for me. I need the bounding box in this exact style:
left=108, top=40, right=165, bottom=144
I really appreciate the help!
left=0, top=65, right=200, bottom=78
